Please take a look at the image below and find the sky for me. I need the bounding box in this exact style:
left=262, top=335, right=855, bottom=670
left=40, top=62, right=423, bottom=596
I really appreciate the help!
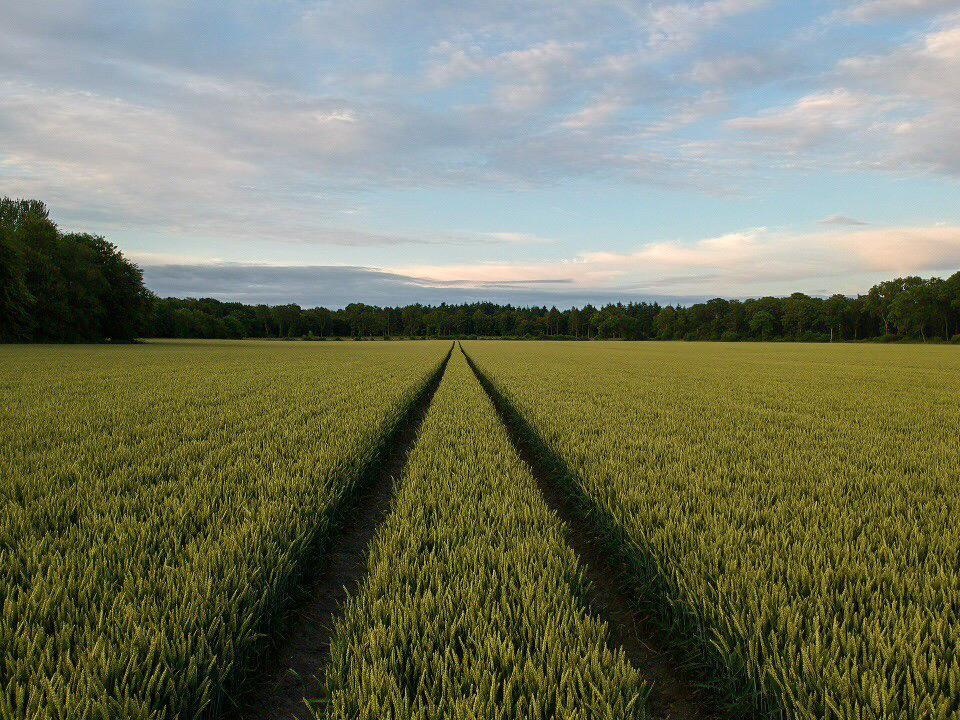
left=3, top=0, right=960, bottom=307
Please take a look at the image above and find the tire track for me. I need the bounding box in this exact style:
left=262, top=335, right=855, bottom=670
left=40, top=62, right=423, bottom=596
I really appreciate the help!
left=230, top=344, right=453, bottom=720
left=460, top=342, right=729, bottom=720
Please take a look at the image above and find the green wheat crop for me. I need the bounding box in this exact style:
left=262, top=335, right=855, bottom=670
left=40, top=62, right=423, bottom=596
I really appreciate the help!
left=319, top=347, right=648, bottom=719
left=463, top=340, right=960, bottom=720
left=0, top=340, right=448, bottom=720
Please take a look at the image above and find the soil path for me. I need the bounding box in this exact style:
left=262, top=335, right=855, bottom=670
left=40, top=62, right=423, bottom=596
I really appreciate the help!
left=461, top=343, right=726, bottom=720
left=231, top=345, right=452, bottom=720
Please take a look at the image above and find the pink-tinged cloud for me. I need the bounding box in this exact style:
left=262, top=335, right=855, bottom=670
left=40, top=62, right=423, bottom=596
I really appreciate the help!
left=388, top=225, right=960, bottom=296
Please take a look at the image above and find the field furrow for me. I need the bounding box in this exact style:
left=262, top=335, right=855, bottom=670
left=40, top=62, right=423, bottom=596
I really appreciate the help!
left=463, top=340, right=960, bottom=720
left=319, top=347, right=649, bottom=719
left=0, top=340, right=449, bottom=720
left=235, top=344, right=452, bottom=720
left=462, top=343, right=725, bottom=720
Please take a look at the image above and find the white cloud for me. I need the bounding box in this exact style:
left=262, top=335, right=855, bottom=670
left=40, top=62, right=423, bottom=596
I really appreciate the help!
left=839, top=20, right=960, bottom=95
left=0, top=79, right=485, bottom=240
left=925, top=21, right=960, bottom=59
left=0, top=0, right=826, bottom=229
left=390, top=224, right=960, bottom=295
left=711, top=12, right=960, bottom=177
left=727, top=89, right=902, bottom=148
left=129, top=251, right=229, bottom=266
left=483, top=231, right=557, bottom=244
left=645, top=90, right=729, bottom=134
left=0, top=83, right=254, bottom=223
left=838, top=15, right=960, bottom=173
left=427, top=40, right=584, bottom=111
left=559, top=99, right=624, bottom=129
left=2, top=0, right=958, bottom=280
left=645, top=0, right=770, bottom=53
left=688, top=53, right=785, bottom=86
left=819, top=214, right=871, bottom=225
left=836, top=0, right=960, bottom=23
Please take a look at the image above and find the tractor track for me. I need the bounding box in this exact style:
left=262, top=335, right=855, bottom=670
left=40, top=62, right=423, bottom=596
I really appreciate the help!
left=461, top=342, right=729, bottom=720
left=229, top=344, right=452, bottom=720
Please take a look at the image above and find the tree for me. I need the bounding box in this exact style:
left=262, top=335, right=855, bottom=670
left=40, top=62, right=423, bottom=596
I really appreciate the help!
left=824, top=294, right=849, bottom=342
left=223, top=315, right=246, bottom=339
left=782, top=293, right=816, bottom=338
left=0, top=197, right=151, bottom=342
left=87, top=234, right=150, bottom=340
left=947, top=272, right=960, bottom=338
left=749, top=310, right=776, bottom=340
left=10, top=200, right=70, bottom=340
left=888, top=278, right=942, bottom=341
left=546, top=306, right=561, bottom=336
left=865, top=277, right=922, bottom=336
left=0, top=222, right=33, bottom=340
left=653, top=306, right=677, bottom=339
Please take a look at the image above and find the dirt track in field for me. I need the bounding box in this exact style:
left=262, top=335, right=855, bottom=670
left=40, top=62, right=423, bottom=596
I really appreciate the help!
left=461, top=342, right=727, bottom=720
left=231, top=345, right=452, bottom=720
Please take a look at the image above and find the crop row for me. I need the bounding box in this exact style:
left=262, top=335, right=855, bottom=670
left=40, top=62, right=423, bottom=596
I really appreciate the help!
left=319, top=347, right=648, bottom=719
left=0, top=340, right=449, bottom=719
left=463, top=341, right=960, bottom=720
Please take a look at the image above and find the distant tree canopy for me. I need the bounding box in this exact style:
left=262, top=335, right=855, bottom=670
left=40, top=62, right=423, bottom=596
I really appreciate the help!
left=147, top=274, right=960, bottom=343
left=2, top=197, right=959, bottom=343
left=0, top=198, right=152, bottom=342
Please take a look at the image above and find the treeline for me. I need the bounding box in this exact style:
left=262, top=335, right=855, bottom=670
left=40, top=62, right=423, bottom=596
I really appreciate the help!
left=2, top=197, right=959, bottom=343
left=150, top=275, right=960, bottom=343
left=1, top=198, right=150, bottom=342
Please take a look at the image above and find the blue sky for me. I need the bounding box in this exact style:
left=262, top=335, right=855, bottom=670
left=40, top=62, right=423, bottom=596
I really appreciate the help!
left=3, top=0, right=960, bottom=307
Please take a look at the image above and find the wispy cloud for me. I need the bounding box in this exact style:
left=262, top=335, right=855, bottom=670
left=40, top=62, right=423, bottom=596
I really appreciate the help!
left=688, top=52, right=792, bottom=86
left=390, top=224, right=960, bottom=296
left=142, top=262, right=700, bottom=308
left=645, top=0, right=770, bottom=53
left=2, top=0, right=959, bottom=303
left=727, top=89, right=903, bottom=149
left=725, top=11, right=960, bottom=176
left=834, top=0, right=960, bottom=23
left=427, top=40, right=586, bottom=111
left=482, top=232, right=557, bottom=244
left=819, top=214, right=871, bottom=225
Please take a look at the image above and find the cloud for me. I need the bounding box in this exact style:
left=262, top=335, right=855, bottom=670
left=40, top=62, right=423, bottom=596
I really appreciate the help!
left=839, top=15, right=960, bottom=173
left=559, top=99, right=624, bottom=129
left=727, top=89, right=902, bottom=149
left=141, top=262, right=702, bottom=308
left=0, top=1, right=750, bottom=244
left=726, top=14, right=960, bottom=176
left=0, top=79, right=485, bottom=241
left=645, top=90, right=729, bottom=134
left=139, top=223, right=960, bottom=307
left=3, top=0, right=959, bottom=285
left=0, top=0, right=836, bottom=241
left=428, top=40, right=585, bottom=112
left=835, top=0, right=960, bottom=23
left=143, top=263, right=430, bottom=307
left=688, top=53, right=789, bottom=86
left=0, top=83, right=254, bottom=225
left=482, top=232, right=557, bottom=244
left=390, top=224, right=960, bottom=296
left=839, top=19, right=960, bottom=98
left=645, top=0, right=770, bottom=53
left=0, top=80, right=576, bottom=250
left=818, top=214, right=871, bottom=225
